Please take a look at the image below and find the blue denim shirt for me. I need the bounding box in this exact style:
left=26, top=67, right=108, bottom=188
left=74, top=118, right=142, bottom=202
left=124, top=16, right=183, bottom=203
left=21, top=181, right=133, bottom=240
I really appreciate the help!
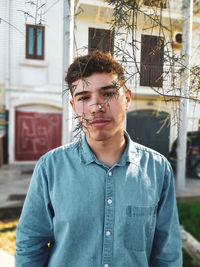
left=15, top=132, right=182, bottom=267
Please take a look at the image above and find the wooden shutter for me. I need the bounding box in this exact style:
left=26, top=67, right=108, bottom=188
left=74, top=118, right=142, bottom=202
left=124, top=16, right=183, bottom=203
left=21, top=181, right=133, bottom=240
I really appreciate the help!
left=88, top=28, right=114, bottom=54
left=140, top=35, right=164, bottom=87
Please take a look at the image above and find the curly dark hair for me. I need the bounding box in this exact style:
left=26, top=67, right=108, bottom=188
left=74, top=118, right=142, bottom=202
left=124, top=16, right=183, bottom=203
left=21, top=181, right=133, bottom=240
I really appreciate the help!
left=65, top=50, right=125, bottom=94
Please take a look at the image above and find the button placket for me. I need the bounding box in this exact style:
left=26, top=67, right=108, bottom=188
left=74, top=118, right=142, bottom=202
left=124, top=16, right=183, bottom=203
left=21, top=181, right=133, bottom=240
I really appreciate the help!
left=102, top=170, right=114, bottom=267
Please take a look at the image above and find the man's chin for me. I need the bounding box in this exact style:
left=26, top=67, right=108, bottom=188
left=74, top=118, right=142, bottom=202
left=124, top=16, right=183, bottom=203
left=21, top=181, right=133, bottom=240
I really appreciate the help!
left=86, top=132, right=111, bottom=142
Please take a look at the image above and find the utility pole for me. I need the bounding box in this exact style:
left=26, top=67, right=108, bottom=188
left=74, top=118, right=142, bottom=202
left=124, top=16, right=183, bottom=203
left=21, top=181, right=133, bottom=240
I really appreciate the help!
left=62, top=0, right=74, bottom=145
left=176, top=0, right=193, bottom=191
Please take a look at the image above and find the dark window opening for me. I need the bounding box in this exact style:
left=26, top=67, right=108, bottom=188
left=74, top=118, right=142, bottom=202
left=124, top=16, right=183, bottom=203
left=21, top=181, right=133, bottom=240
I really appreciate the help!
left=175, top=33, right=182, bottom=43
left=88, top=28, right=114, bottom=55
left=26, top=24, right=45, bottom=60
left=143, top=0, right=167, bottom=8
left=140, top=34, right=164, bottom=87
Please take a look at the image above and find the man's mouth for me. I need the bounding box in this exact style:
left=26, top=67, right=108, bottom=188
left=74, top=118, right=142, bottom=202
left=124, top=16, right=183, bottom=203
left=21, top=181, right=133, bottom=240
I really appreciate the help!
left=90, top=118, right=111, bottom=128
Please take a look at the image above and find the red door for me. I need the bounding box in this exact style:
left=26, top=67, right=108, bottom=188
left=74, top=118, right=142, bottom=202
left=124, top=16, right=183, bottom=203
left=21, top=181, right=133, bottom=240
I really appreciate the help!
left=15, top=111, right=62, bottom=161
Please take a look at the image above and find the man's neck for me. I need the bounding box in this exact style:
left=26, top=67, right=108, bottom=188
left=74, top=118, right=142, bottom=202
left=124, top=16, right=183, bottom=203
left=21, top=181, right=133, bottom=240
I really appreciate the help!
left=86, top=132, right=126, bottom=167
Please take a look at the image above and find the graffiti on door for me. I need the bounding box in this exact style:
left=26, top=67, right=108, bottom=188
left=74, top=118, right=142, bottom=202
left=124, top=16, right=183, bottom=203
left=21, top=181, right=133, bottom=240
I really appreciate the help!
left=15, top=111, right=62, bottom=161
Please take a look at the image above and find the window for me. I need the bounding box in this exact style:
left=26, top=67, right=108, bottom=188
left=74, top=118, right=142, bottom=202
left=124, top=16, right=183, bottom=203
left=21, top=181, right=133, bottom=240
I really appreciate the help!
left=88, top=28, right=114, bottom=55
left=143, top=0, right=166, bottom=8
left=26, top=24, right=45, bottom=59
left=175, top=33, right=182, bottom=44
left=140, top=35, right=164, bottom=87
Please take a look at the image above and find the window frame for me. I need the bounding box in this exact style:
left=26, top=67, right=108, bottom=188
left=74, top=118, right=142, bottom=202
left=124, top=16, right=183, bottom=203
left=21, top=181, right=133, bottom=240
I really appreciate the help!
left=26, top=24, right=45, bottom=60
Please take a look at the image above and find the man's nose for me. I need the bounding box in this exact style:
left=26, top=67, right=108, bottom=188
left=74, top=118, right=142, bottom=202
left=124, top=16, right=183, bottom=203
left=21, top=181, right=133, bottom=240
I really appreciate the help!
left=89, top=101, right=106, bottom=114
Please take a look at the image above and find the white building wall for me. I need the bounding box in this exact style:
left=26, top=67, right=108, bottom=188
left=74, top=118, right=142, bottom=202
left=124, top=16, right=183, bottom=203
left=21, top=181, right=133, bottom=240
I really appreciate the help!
left=0, top=0, right=65, bottom=163
left=75, top=18, right=111, bottom=56
left=187, top=26, right=200, bottom=132
left=9, top=1, right=25, bottom=85
left=0, top=0, right=64, bottom=90
left=75, top=4, right=200, bottom=150
left=1, top=0, right=200, bottom=162
left=0, top=0, right=7, bottom=86
left=44, top=0, right=63, bottom=86
left=188, top=101, right=200, bottom=131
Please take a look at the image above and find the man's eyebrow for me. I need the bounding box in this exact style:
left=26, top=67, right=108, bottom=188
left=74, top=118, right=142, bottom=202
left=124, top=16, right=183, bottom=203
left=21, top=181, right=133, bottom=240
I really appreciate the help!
left=100, top=84, right=118, bottom=90
left=74, top=84, right=118, bottom=97
left=74, top=90, right=90, bottom=98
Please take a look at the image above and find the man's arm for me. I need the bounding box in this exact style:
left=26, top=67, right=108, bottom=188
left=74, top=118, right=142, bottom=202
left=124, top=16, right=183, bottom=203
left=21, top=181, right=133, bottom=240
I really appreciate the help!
left=15, top=157, right=54, bottom=267
left=150, top=161, right=182, bottom=266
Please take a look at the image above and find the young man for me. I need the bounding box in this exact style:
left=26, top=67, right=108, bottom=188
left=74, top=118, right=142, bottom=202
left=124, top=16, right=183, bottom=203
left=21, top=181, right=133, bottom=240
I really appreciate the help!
left=15, top=50, right=182, bottom=266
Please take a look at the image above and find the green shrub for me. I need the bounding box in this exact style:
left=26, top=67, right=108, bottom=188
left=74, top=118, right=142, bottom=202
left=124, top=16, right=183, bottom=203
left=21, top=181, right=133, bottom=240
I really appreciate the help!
left=178, top=201, right=200, bottom=241
left=178, top=201, right=200, bottom=267
left=182, top=249, right=200, bottom=267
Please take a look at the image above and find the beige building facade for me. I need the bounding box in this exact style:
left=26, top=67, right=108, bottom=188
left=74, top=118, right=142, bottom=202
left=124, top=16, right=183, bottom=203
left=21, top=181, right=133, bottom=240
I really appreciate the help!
left=0, top=0, right=200, bottom=163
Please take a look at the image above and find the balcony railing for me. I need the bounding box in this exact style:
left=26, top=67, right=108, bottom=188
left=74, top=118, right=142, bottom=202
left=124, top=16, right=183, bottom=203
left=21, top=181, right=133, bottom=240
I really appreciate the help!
left=120, top=61, right=182, bottom=95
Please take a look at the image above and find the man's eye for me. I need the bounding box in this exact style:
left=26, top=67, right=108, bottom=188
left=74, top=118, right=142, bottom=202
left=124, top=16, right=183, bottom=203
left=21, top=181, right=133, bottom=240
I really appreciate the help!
left=103, top=92, right=116, bottom=98
left=77, top=96, right=89, bottom=101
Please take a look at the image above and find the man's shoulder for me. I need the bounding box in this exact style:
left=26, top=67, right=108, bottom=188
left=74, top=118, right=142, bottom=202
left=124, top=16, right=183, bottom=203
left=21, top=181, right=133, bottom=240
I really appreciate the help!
left=129, top=139, right=168, bottom=163
left=129, top=140, right=173, bottom=179
left=40, top=140, right=81, bottom=163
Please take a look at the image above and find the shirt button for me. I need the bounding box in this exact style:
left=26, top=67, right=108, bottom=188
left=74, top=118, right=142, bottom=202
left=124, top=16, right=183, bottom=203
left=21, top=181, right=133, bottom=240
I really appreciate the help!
left=104, top=264, right=109, bottom=267
left=108, top=171, right=112, bottom=176
left=106, top=231, right=111, bottom=236
left=107, top=199, right=112, bottom=205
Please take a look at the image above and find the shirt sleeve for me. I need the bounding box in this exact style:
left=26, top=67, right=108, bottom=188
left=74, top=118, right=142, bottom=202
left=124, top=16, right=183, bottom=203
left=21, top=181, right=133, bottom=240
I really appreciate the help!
left=15, top=157, right=54, bottom=267
left=150, top=161, right=182, bottom=266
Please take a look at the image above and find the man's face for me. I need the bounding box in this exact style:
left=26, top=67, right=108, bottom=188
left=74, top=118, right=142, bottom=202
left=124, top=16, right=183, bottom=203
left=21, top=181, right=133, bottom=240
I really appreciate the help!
left=70, top=72, right=131, bottom=143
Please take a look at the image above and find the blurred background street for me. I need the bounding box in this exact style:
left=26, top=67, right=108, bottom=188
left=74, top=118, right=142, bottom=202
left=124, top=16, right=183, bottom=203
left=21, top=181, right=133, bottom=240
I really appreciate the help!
left=1, top=164, right=200, bottom=209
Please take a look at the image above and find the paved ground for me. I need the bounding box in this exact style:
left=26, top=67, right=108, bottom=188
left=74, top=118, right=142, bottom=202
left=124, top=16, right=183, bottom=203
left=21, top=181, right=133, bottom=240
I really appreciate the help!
left=0, top=164, right=34, bottom=209
left=0, top=164, right=34, bottom=267
left=0, top=163, right=200, bottom=266
left=0, top=164, right=200, bottom=208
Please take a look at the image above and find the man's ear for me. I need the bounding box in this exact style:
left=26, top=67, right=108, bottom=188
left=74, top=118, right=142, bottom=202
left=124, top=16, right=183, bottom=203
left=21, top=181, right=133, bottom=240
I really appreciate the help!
left=125, top=90, right=132, bottom=110
left=70, top=99, right=75, bottom=111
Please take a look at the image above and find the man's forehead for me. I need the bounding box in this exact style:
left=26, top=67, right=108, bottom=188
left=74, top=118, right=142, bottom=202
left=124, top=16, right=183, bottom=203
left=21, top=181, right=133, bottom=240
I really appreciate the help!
left=71, top=73, right=119, bottom=94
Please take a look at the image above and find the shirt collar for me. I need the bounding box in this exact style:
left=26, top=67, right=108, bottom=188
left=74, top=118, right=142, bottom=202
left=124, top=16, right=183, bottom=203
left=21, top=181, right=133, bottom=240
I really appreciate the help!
left=116, top=131, right=138, bottom=166
left=79, top=135, right=98, bottom=165
left=79, top=131, right=139, bottom=167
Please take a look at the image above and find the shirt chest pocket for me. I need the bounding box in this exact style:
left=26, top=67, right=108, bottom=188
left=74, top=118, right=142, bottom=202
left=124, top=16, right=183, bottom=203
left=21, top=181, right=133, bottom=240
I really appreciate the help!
left=124, top=205, right=157, bottom=252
